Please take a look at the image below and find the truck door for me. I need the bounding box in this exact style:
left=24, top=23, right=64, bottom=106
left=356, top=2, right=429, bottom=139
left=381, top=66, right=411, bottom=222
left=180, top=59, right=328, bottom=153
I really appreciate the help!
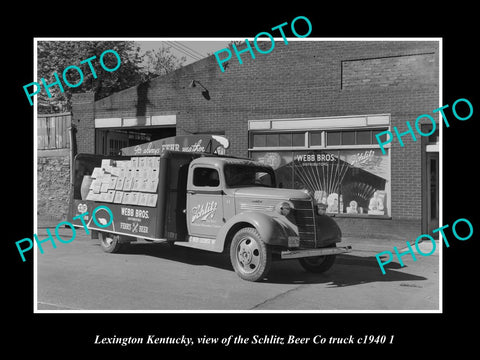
left=186, top=166, right=224, bottom=238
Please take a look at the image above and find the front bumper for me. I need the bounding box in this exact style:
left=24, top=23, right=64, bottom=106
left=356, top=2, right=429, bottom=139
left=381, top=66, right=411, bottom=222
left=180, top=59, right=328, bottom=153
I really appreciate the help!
left=280, top=245, right=352, bottom=259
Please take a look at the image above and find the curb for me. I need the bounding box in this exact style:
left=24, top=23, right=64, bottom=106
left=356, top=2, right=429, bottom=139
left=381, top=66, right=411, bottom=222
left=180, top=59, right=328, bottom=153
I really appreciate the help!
left=338, top=237, right=440, bottom=256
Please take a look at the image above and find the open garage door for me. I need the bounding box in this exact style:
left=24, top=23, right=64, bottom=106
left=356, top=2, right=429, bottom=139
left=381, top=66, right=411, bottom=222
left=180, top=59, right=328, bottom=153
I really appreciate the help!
left=94, top=115, right=177, bottom=155
left=95, top=127, right=176, bottom=155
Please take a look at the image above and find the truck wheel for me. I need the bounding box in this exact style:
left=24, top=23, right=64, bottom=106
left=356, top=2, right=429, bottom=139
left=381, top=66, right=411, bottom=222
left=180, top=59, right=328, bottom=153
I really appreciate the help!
left=99, top=232, right=123, bottom=253
left=230, top=227, right=272, bottom=282
left=298, top=250, right=336, bottom=273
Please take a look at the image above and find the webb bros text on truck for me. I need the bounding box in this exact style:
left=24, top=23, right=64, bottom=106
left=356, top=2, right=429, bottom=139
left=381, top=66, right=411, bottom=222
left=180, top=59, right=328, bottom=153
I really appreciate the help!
left=68, top=145, right=351, bottom=281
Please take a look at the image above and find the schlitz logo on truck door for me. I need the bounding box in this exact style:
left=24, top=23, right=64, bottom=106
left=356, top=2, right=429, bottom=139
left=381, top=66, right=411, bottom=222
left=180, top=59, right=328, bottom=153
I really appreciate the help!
left=191, top=201, right=218, bottom=223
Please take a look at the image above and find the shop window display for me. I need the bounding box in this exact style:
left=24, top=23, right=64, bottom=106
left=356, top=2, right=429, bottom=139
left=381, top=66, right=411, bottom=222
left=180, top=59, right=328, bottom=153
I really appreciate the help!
left=252, top=148, right=390, bottom=216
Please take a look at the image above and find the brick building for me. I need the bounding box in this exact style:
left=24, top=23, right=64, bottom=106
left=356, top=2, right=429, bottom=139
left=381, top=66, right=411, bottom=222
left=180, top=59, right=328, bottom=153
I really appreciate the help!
left=71, top=40, right=440, bottom=241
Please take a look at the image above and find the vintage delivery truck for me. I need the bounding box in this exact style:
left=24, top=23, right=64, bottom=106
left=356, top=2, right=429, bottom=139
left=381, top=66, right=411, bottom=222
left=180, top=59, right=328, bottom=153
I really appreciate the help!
left=68, top=136, right=351, bottom=281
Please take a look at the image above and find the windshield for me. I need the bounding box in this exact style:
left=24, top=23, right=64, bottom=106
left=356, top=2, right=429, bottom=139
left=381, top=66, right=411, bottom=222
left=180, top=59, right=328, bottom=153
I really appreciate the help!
left=224, top=164, right=276, bottom=188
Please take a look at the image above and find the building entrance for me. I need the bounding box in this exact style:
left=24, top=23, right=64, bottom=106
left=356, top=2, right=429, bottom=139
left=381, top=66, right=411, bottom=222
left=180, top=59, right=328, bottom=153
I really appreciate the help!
left=95, top=127, right=176, bottom=155
left=426, top=152, right=439, bottom=236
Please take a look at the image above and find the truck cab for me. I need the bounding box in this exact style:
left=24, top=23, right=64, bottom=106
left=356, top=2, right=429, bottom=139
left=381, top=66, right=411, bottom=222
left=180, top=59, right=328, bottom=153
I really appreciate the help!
left=68, top=150, right=351, bottom=282
left=180, top=156, right=350, bottom=280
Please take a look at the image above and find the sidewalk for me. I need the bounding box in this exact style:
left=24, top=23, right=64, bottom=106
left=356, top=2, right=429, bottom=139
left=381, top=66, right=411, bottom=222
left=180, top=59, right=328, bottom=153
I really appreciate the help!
left=37, top=215, right=65, bottom=229
left=339, top=236, right=439, bottom=256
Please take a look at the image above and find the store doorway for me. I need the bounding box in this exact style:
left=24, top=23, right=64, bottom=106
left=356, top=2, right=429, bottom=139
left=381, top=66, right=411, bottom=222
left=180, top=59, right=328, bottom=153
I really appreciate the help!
left=426, top=152, right=439, bottom=236
left=105, top=131, right=129, bottom=156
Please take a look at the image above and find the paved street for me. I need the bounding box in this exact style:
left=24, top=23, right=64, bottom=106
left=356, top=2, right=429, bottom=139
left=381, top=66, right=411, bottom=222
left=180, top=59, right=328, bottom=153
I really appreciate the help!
left=36, top=227, right=439, bottom=311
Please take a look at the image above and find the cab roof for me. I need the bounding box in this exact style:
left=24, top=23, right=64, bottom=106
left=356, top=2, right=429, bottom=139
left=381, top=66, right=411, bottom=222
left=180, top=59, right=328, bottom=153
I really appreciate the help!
left=192, top=154, right=267, bottom=168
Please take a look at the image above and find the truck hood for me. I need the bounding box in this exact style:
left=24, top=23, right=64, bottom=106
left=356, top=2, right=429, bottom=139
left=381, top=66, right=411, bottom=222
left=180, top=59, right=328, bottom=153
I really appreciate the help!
left=232, top=187, right=311, bottom=200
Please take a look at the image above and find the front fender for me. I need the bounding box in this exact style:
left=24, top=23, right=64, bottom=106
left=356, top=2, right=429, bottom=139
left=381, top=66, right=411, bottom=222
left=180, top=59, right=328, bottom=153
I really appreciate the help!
left=315, top=214, right=342, bottom=246
left=216, top=211, right=296, bottom=251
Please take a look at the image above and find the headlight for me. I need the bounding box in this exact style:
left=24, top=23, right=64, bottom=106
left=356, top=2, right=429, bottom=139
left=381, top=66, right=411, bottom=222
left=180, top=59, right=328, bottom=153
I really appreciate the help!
left=302, top=189, right=314, bottom=198
left=276, top=201, right=292, bottom=216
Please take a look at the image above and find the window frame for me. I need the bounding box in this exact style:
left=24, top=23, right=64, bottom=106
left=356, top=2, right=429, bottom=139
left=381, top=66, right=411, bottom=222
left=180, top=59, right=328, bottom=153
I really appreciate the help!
left=248, top=127, right=392, bottom=219
left=192, top=166, right=221, bottom=188
left=248, top=127, right=389, bottom=151
left=250, top=131, right=310, bottom=150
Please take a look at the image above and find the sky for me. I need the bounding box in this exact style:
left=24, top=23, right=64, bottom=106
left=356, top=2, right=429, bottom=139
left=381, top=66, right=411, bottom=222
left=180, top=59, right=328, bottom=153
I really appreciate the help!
left=135, top=40, right=231, bottom=66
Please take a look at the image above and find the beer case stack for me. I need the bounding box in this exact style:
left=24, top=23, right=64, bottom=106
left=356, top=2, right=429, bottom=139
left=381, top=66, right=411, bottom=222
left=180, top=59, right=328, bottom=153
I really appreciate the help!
left=85, top=157, right=159, bottom=207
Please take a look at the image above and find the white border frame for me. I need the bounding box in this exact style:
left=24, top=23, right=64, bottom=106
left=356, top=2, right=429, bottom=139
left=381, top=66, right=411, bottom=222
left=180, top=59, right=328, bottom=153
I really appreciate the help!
left=33, top=37, right=442, bottom=314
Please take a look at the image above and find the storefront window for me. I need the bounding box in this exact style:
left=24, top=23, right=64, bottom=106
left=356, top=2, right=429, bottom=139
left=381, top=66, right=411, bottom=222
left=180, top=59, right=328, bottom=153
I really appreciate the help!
left=266, top=133, right=279, bottom=147
left=250, top=132, right=306, bottom=148
left=279, top=133, right=292, bottom=147
left=326, top=132, right=340, bottom=146
left=309, top=131, right=322, bottom=146
left=337, top=149, right=389, bottom=215
left=292, top=133, right=305, bottom=146
left=356, top=130, right=372, bottom=144
left=250, top=130, right=390, bottom=217
left=341, top=131, right=355, bottom=145
left=253, top=134, right=266, bottom=147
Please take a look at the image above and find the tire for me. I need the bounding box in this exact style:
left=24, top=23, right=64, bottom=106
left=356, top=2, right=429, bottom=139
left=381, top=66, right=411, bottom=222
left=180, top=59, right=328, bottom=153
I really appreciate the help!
left=298, top=251, right=336, bottom=273
left=230, top=227, right=272, bottom=282
left=99, top=232, right=123, bottom=253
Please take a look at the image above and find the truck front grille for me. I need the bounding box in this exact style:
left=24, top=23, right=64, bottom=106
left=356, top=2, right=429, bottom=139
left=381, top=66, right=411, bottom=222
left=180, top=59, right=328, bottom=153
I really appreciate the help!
left=291, top=199, right=316, bottom=248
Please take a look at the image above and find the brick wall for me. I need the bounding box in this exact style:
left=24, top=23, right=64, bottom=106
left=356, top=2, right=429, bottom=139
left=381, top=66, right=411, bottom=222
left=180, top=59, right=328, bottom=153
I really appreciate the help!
left=73, top=40, right=439, bottom=238
left=342, top=53, right=436, bottom=89
left=335, top=217, right=422, bottom=241
left=72, top=92, right=95, bottom=154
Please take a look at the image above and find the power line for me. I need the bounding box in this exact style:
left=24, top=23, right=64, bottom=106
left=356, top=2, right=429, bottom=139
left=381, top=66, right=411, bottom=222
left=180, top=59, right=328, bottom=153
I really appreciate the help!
left=168, top=42, right=202, bottom=61
left=175, top=42, right=204, bottom=60
left=166, top=41, right=203, bottom=61
left=175, top=42, right=206, bottom=58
